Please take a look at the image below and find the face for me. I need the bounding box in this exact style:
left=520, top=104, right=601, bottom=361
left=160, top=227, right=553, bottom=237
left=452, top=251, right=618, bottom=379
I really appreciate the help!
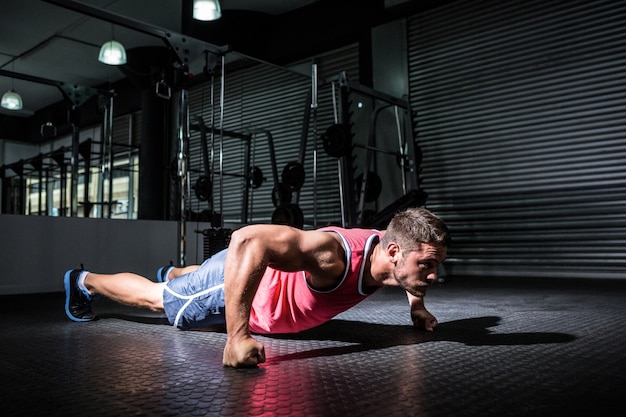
left=392, top=243, right=447, bottom=297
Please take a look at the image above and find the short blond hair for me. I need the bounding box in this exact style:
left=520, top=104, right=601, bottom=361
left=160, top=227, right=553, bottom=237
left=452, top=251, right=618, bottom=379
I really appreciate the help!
left=380, top=207, right=450, bottom=251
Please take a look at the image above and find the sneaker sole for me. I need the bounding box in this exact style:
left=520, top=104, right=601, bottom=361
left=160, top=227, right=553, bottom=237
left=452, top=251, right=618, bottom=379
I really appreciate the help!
left=64, top=269, right=93, bottom=322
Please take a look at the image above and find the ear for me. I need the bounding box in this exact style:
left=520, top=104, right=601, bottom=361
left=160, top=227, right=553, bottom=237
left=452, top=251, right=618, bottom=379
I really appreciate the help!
left=386, top=242, right=401, bottom=264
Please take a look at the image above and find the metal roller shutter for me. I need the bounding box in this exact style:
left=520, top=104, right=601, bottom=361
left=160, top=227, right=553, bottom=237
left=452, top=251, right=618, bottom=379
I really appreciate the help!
left=408, top=0, right=626, bottom=279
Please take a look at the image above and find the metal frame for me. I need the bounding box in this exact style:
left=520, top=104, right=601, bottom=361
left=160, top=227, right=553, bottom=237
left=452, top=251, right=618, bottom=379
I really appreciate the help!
left=333, top=71, right=424, bottom=226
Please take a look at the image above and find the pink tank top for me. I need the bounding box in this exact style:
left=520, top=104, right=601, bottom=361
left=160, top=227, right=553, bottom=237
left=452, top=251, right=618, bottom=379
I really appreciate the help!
left=249, top=227, right=383, bottom=334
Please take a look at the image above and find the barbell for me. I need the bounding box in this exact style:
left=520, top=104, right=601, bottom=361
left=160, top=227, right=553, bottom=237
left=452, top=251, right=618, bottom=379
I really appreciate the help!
left=193, top=166, right=265, bottom=201
left=321, top=123, right=413, bottom=160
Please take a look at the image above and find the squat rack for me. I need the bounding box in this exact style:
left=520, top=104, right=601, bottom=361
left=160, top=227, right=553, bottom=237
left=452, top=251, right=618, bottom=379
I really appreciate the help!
left=323, top=71, right=428, bottom=227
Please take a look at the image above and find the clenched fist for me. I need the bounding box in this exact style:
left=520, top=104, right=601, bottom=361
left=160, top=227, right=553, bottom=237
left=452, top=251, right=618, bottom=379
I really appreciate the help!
left=411, top=307, right=438, bottom=331
left=223, top=335, right=266, bottom=368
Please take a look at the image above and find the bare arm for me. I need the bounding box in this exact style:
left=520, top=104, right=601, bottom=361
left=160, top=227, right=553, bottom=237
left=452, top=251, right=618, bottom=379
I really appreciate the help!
left=222, top=224, right=343, bottom=367
left=406, top=291, right=438, bottom=331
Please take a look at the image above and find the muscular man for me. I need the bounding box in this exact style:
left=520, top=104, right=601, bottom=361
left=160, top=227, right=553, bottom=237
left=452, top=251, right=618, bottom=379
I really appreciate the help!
left=64, top=207, right=450, bottom=368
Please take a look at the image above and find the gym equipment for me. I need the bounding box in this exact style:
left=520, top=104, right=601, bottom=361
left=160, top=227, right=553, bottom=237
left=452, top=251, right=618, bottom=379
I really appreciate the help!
left=361, top=189, right=429, bottom=229
left=45, top=0, right=228, bottom=266
left=211, top=166, right=265, bottom=190
left=322, top=123, right=351, bottom=158
left=311, top=63, right=319, bottom=226
left=249, top=166, right=264, bottom=189
left=1, top=161, right=26, bottom=215
left=322, top=123, right=412, bottom=160
left=281, top=161, right=305, bottom=191
left=193, top=118, right=282, bottom=225
left=272, top=182, right=292, bottom=207
left=0, top=132, right=138, bottom=218
left=264, top=69, right=313, bottom=229
left=175, top=88, right=191, bottom=266
left=202, top=227, right=232, bottom=259
left=355, top=171, right=382, bottom=203
left=323, top=71, right=427, bottom=226
left=193, top=166, right=264, bottom=203
left=271, top=203, right=304, bottom=229
left=270, top=162, right=305, bottom=228
left=193, top=175, right=212, bottom=201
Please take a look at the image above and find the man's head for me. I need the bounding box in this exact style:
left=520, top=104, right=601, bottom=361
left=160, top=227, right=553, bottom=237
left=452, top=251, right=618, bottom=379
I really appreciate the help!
left=378, top=207, right=450, bottom=297
left=380, top=207, right=451, bottom=251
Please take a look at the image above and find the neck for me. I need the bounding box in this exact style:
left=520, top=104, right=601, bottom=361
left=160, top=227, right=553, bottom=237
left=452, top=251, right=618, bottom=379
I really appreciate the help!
left=363, top=242, right=384, bottom=289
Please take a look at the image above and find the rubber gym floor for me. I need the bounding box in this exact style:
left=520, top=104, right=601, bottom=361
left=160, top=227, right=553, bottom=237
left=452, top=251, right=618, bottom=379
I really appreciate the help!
left=1, top=276, right=624, bottom=417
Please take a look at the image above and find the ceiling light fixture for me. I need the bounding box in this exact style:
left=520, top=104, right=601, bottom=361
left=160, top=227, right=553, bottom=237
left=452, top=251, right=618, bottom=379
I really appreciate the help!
left=1, top=61, right=23, bottom=110
left=1, top=89, right=23, bottom=110
left=98, top=40, right=127, bottom=65
left=98, top=24, right=127, bottom=66
left=193, top=0, right=222, bottom=21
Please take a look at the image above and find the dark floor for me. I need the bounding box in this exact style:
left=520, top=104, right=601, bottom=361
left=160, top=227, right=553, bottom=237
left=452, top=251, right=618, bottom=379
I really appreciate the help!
left=1, top=276, right=625, bottom=417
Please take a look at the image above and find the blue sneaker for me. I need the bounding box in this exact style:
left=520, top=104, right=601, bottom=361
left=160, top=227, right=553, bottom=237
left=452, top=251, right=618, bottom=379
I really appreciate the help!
left=157, top=264, right=174, bottom=283
left=64, top=269, right=95, bottom=322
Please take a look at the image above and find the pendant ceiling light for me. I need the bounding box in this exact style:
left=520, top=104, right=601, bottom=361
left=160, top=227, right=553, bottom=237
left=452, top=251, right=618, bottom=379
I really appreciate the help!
left=98, top=40, right=127, bottom=65
left=193, top=0, right=222, bottom=21
left=1, top=89, right=23, bottom=110
left=1, top=61, right=23, bottom=111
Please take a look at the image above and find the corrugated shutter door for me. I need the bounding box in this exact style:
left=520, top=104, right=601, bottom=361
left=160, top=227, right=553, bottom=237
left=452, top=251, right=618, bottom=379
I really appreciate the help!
left=188, top=45, right=359, bottom=227
left=408, top=0, right=626, bottom=279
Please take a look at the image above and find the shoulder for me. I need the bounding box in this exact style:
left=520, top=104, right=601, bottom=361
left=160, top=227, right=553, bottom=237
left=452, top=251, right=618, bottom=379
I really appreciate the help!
left=319, top=226, right=383, bottom=249
left=230, top=224, right=343, bottom=273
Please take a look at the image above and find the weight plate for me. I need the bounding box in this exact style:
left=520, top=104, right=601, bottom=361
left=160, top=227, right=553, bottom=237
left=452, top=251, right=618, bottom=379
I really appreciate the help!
left=271, top=183, right=292, bottom=207
left=322, top=124, right=351, bottom=158
left=249, top=166, right=264, bottom=189
left=271, top=203, right=304, bottom=229
left=282, top=161, right=305, bottom=191
left=193, top=175, right=212, bottom=201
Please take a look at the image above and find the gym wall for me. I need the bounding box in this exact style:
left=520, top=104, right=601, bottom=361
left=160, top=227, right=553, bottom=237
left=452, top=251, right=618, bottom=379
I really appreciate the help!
left=409, top=0, right=626, bottom=279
